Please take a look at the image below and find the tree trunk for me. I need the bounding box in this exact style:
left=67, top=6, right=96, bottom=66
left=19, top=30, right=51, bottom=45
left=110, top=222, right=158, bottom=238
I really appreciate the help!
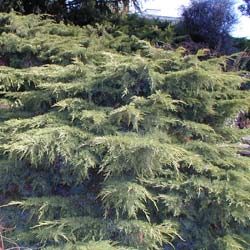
left=122, top=0, right=129, bottom=14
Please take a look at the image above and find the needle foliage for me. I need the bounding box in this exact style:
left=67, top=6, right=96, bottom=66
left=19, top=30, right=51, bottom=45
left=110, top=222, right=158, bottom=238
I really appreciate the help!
left=0, top=12, right=249, bottom=250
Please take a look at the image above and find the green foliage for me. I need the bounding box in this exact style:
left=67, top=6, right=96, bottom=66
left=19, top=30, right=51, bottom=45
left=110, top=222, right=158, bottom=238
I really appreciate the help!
left=0, top=13, right=249, bottom=250
left=100, top=180, right=157, bottom=220
left=233, top=37, right=250, bottom=51
left=44, top=240, right=136, bottom=250
left=111, top=14, right=175, bottom=45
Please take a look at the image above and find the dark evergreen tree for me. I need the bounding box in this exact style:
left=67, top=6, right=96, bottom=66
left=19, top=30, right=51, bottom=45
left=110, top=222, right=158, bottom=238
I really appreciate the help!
left=0, top=0, right=67, bottom=15
left=0, top=0, right=144, bottom=24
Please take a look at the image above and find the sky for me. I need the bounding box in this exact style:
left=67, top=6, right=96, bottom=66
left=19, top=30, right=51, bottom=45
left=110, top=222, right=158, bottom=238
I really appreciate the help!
left=140, top=0, right=250, bottom=38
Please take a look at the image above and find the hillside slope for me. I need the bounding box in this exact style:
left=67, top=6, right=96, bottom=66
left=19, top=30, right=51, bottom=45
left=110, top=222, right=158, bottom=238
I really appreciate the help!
left=0, top=12, right=250, bottom=250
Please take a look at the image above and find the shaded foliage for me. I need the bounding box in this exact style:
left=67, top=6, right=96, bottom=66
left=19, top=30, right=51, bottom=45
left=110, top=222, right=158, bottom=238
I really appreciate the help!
left=181, top=0, right=237, bottom=51
left=0, top=0, right=143, bottom=25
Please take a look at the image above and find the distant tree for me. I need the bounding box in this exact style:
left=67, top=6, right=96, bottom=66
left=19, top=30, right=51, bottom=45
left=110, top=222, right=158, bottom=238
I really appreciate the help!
left=0, top=0, right=67, bottom=15
left=68, top=0, right=142, bottom=14
left=67, top=0, right=145, bottom=25
left=239, top=0, right=250, bottom=16
left=0, top=0, right=144, bottom=24
left=66, top=0, right=144, bottom=25
left=119, top=0, right=142, bottom=13
left=181, top=0, right=238, bottom=50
